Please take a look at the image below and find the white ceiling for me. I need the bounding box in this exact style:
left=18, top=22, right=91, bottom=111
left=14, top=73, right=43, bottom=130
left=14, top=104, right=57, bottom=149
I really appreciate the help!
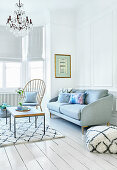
left=0, top=0, right=89, bottom=12
left=0, top=0, right=90, bottom=25
left=1, top=0, right=116, bottom=26
left=1, top=0, right=117, bottom=14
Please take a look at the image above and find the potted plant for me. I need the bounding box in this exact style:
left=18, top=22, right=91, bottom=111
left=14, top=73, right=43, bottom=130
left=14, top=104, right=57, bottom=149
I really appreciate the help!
left=16, top=88, right=24, bottom=110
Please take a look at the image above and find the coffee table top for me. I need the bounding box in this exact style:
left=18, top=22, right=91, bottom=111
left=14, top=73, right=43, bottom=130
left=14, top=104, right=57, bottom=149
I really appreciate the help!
left=7, top=107, right=45, bottom=118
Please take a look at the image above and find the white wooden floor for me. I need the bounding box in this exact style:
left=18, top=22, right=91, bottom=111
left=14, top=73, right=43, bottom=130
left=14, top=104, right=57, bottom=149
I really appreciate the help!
left=0, top=113, right=117, bottom=170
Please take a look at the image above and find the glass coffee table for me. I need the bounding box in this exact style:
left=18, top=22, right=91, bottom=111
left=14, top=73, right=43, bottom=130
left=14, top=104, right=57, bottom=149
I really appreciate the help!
left=7, top=107, right=45, bottom=138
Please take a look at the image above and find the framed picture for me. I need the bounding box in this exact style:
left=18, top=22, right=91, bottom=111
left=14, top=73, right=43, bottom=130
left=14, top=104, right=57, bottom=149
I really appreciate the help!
left=55, top=54, right=71, bottom=78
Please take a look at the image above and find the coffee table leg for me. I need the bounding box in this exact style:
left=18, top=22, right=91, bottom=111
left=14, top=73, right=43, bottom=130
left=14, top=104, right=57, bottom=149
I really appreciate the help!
left=6, top=109, right=7, bottom=124
left=10, top=114, right=11, bottom=131
left=14, top=117, right=16, bottom=138
left=44, top=115, right=45, bottom=135
left=35, top=116, right=37, bottom=128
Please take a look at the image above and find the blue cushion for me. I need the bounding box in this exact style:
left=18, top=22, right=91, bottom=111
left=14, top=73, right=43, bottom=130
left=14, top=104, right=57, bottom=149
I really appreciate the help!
left=24, top=92, right=37, bottom=103
left=47, top=102, right=68, bottom=112
left=85, top=89, right=108, bottom=104
left=60, top=104, right=86, bottom=120
left=69, top=93, right=86, bottom=104
left=58, top=93, right=71, bottom=103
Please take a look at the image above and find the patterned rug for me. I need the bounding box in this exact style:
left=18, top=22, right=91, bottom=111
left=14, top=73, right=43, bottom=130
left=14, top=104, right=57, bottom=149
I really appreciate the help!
left=0, top=117, right=64, bottom=147
left=86, top=126, right=117, bottom=153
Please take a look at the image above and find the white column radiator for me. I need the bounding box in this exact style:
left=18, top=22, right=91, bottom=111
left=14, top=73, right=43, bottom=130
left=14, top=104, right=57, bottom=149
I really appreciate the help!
left=0, top=93, right=19, bottom=106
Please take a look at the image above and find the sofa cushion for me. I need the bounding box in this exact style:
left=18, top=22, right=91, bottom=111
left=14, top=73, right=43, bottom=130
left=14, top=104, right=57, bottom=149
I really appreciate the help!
left=69, top=93, right=86, bottom=105
left=60, top=104, right=86, bottom=120
left=58, top=93, right=71, bottom=103
left=47, top=102, right=68, bottom=113
left=85, top=89, right=108, bottom=104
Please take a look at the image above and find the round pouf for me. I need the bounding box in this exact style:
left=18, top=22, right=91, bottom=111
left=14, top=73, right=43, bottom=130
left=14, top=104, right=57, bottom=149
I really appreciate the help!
left=86, top=126, right=117, bottom=154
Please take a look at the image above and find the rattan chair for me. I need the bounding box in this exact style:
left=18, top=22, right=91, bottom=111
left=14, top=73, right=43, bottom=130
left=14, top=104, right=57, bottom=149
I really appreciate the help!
left=23, top=79, right=46, bottom=111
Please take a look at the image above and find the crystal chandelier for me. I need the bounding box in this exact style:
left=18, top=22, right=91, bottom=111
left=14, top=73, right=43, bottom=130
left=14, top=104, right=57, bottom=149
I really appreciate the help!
left=6, top=0, right=33, bottom=37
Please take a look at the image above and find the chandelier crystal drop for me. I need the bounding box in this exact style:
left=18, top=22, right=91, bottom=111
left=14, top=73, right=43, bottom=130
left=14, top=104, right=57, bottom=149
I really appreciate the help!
left=6, top=0, right=33, bottom=37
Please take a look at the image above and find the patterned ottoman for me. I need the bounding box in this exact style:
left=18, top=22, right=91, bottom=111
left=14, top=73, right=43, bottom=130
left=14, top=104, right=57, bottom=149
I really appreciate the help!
left=86, top=126, right=117, bottom=153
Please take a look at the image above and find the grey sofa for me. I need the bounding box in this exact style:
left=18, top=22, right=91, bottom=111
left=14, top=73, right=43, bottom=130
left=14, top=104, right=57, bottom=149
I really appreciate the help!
left=47, top=89, right=113, bottom=134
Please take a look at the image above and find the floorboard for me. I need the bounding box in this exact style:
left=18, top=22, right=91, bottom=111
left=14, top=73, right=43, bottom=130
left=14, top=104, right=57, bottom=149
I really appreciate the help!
left=0, top=147, right=12, bottom=170
left=15, top=144, right=42, bottom=170
left=35, top=141, right=73, bottom=170
left=5, top=145, right=27, bottom=170
left=0, top=113, right=117, bottom=170
left=25, top=142, right=58, bottom=170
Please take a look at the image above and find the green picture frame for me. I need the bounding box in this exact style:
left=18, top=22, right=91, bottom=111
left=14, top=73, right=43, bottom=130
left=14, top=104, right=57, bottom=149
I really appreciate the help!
left=55, top=54, right=71, bottom=78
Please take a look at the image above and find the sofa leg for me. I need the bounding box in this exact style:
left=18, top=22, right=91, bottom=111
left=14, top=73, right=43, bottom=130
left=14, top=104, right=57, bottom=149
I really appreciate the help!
left=81, top=126, right=88, bottom=135
left=107, top=122, right=110, bottom=126
left=50, top=112, right=51, bottom=118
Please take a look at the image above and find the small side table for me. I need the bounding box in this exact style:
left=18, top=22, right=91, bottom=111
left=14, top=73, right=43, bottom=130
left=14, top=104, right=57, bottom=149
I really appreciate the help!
left=7, top=107, right=45, bottom=138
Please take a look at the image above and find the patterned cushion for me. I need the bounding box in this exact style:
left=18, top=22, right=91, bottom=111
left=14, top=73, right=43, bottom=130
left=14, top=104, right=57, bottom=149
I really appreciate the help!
left=86, top=126, right=117, bottom=154
left=58, top=93, right=71, bottom=103
left=69, top=93, right=86, bottom=105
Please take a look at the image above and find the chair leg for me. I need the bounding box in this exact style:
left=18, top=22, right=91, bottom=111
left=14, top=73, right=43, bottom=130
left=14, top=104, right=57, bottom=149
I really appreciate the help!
left=36, top=105, right=38, bottom=109
left=50, top=112, right=51, bottom=118
left=40, top=105, right=42, bottom=112
left=107, top=122, right=110, bottom=126
left=81, top=126, right=88, bottom=135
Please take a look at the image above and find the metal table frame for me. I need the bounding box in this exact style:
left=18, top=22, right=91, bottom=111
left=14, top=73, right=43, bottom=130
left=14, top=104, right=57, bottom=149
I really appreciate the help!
left=8, top=110, right=45, bottom=138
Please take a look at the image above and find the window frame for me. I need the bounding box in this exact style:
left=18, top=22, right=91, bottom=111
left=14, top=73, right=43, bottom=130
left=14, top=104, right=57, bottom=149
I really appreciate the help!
left=0, top=26, right=46, bottom=92
left=27, top=59, right=46, bottom=82
left=0, top=61, right=22, bottom=92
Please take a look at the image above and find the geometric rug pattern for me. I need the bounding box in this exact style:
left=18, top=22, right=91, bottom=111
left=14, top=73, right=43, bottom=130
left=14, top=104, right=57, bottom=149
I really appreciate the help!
left=0, top=117, right=64, bottom=147
left=86, top=126, right=117, bottom=154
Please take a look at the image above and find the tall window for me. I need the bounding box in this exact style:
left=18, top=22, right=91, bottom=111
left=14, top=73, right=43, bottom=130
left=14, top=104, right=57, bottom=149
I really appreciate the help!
left=0, top=26, right=45, bottom=91
left=29, top=61, right=44, bottom=80
left=0, top=62, right=21, bottom=90
left=6, top=62, right=21, bottom=88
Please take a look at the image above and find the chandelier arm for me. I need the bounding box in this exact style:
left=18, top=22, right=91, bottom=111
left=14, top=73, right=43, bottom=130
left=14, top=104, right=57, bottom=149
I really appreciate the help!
left=6, top=0, right=33, bottom=36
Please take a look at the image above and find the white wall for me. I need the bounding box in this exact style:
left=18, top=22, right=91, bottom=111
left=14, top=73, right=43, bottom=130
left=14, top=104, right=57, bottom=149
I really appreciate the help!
left=76, top=2, right=117, bottom=90
left=76, top=1, right=117, bottom=91
left=50, top=10, right=76, bottom=97
left=76, top=1, right=117, bottom=124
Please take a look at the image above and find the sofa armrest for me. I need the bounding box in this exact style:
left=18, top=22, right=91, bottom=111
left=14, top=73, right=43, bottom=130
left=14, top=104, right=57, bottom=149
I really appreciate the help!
left=80, top=94, right=113, bottom=126
left=49, top=96, right=58, bottom=103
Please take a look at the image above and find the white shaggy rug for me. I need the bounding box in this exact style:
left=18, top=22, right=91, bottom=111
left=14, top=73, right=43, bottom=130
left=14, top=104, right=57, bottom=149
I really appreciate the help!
left=0, top=117, right=64, bottom=147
